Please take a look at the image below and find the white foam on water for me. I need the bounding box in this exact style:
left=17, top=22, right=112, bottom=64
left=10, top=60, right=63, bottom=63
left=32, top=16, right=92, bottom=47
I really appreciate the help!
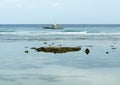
left=0, top=31, right=120, bottom=36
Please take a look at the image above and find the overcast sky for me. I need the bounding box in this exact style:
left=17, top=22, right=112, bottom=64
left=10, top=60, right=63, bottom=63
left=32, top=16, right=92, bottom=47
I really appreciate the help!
left=0, top=0, right=120, bottom=24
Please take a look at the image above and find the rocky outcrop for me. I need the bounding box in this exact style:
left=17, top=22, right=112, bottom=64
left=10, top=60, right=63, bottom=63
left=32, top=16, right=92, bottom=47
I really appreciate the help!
left=31, top=46, right=81, bottom=53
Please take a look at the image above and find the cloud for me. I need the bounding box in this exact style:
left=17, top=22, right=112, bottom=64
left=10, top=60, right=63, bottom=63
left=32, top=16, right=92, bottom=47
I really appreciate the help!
left=0, top=0, right=20, bottom=7
left=0, top=0, right=18, bottom=4
left=50, top=2, right=60, bottom=7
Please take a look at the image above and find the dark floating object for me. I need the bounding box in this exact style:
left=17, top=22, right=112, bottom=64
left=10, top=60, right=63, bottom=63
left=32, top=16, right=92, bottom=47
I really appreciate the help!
left=106, top=52, right=109, bottom=54
left=31, top=46, right=81, bottom=53
left=112, top=47, right=116, bottom=49
left=49, top=44, right=51, bottom=46
left=84, top=48, right=90, bottom=55
left=52, top=43, right=54, bottom=45
left=44, top=42, right=47, bottom=44
left=58, top=44, right=62, bottom=47
left=110, top=45, right=114, bottom=47
left=25, top=46, right=28, bottom=48
left=86, top=45, right=93, bottom=47
left=25, top=50, right=29, bottom=53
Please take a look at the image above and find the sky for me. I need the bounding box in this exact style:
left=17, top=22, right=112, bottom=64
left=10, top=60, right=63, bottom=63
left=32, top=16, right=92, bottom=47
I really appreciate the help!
left=0, top=0, right=120, bottom=24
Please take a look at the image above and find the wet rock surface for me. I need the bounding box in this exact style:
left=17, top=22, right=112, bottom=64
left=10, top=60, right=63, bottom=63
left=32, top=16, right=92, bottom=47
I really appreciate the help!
left=84, top=48, right=90, bottom=55
left=31, top=46, right=81, bottom=53
left=24, top=50, right=29, bottom=53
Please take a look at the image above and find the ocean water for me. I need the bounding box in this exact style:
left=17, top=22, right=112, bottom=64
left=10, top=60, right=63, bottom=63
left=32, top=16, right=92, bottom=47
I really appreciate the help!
left=0, top=24, right=120, bottom=41
left=0, top=24, right=120, bottom=85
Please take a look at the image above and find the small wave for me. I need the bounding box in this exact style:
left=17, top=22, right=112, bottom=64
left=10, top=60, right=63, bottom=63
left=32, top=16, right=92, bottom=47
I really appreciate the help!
left=0, top=31, right=120, bottom=36
left=0, top=31, right=88, bottom=36
left=62, top=30, right=86, bottom=32
left=0, top=30, right=15, bottom=32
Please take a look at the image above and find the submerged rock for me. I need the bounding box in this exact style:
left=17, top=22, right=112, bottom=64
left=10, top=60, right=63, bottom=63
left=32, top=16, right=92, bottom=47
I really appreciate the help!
left=43, top=42, right=47, bottom=44
left=111, top=47, right=116, bottom=49
left=106, top=52, right=109, bottom=54
left=31, top=46, right=81, bottom=53
left=25, top=46, right=28, bottom=48
left=58, top=44, right=62, bottom=47
left=25, top=50, right=29, bottom=53
left=51, top=43, right=54, bottom=45
left=86, top=45, right=93, bottom=47
left=84, top=48, right=90, bottom=55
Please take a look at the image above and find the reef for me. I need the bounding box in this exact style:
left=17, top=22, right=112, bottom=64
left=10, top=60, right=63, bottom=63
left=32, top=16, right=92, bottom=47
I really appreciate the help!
left=31, top=46, right=81, bottom=53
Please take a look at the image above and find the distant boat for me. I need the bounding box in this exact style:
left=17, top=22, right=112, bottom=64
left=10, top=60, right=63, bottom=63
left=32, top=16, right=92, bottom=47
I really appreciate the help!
left=43, top=23, right=63, bottom=29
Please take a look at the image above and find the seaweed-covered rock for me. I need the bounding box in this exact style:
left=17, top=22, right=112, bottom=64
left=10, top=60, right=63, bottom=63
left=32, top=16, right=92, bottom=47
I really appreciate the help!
left=31, top=46, right=81, bottom=53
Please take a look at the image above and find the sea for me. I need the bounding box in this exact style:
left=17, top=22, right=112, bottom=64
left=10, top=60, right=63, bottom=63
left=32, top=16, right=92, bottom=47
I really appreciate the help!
left=0, top=24, right=120, bottom=41
left=0, top=24, right=120, bottom=85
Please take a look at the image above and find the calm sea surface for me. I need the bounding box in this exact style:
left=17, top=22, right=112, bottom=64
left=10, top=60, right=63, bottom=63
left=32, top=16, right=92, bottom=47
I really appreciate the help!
left=0, top=24, right=120, bottom=85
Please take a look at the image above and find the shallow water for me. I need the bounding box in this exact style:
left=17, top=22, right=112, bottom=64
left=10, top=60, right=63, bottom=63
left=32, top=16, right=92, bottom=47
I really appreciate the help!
left=0, top=40, right=119, bottom=85
left=0, top=24, right=120, bottom=85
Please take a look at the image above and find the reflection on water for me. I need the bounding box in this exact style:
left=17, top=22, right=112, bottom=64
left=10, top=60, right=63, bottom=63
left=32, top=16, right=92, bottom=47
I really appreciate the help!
left=0, top=67, right=120, bottom=85
left=0, top=40, right=119, bottom=85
